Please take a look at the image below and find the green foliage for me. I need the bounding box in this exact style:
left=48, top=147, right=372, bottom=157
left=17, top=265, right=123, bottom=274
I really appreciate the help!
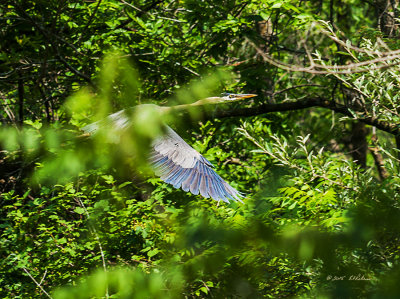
left=2, top=0, right=400, bottom=298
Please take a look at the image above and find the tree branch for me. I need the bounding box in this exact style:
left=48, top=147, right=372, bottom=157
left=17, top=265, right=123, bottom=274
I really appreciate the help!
left=370, top=133, right=389, bottom=180
left=211, top=97, right=400, bottom=136
left=57, top=54, right=94, bottom=86
left=17, top=74, right=24, bottom=126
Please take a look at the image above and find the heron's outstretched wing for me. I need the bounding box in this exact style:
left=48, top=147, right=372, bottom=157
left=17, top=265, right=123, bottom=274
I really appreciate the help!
left=150, top=126, right=243, bottom=203
left=82, top=110, right=131, bottom=134
left=82, top=109, right=243, bottom=203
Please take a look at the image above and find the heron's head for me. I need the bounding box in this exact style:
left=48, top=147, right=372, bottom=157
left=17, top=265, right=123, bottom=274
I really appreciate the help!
left=220, top=93, right=257, bottom=102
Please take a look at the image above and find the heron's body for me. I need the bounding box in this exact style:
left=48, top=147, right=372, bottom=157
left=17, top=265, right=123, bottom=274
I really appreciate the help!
left=82, top=93, right=256, bottom=203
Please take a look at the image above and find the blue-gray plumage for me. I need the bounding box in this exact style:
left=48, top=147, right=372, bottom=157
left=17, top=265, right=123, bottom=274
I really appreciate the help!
left=82, top=93, right=257, bottom=203
left=149, top=126, right=243, bottom=202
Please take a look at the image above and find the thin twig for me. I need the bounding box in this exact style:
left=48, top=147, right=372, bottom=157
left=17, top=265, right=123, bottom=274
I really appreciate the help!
left=272, top=84, right=324, bottom=96
left=76, top=197, right=109, bottom=299
left=22, top=268, right=53, bottom=299
left=39, top=269, right=48, bottom=286
left=120, top=0, right=144, bottom=13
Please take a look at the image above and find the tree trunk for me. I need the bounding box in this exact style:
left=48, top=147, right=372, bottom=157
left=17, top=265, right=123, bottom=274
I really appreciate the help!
left=350, top=122, right=368, bottom=168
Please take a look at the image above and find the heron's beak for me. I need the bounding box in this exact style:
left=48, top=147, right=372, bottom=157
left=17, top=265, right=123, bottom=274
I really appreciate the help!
left=235, top=94, right=257, bottom=99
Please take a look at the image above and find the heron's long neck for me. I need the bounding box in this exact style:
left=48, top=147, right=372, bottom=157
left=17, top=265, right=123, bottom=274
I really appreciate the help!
left=164, top=97, right=225, bottom=111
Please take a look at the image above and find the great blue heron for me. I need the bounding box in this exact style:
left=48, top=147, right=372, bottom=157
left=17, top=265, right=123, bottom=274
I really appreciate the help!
left=83, top=93, right=257, bottom=203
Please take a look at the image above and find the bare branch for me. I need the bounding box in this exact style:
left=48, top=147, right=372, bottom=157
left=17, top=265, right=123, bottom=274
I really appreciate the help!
left=22, top=268, right=53, bottom=299
left=248, top=39, right=400, bottom=75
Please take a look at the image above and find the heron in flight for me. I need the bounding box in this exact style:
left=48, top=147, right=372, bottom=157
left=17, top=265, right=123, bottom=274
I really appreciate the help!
left=83, top=93, right=257, bottom=203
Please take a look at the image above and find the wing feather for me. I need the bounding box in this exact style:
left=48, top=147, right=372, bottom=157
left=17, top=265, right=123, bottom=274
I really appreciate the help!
left=172, top=168, right=191, bottom=189
left=151, top=125, right=243, bottom=203
left=199, top=173, right=208, bottom=198
left=189, top=171, right=200, bottom=195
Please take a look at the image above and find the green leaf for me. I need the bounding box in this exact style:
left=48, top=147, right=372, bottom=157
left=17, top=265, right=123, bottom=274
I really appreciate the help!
left=74, top=207, right=85, bottom=215
left=147, top=249, right=159, bottom=258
